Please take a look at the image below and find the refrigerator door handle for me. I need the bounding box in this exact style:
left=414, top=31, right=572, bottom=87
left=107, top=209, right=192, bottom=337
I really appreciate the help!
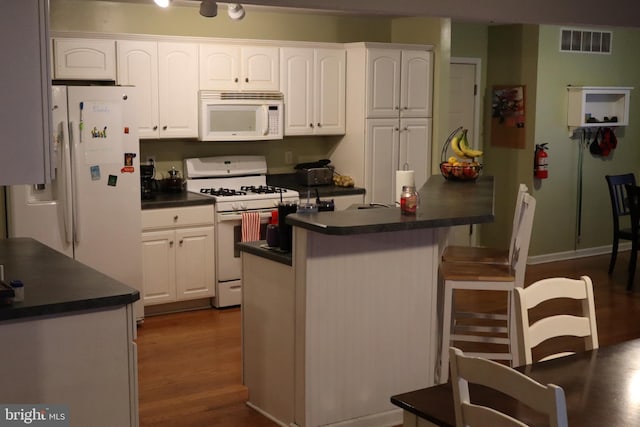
left=69, top=121, right=80, bottom=244
left=62, top=121, right=73, bottom=245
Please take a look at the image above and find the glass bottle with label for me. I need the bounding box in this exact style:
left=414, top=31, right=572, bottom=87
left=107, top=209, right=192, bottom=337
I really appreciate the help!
left=400, top=185, right=419, bottom=215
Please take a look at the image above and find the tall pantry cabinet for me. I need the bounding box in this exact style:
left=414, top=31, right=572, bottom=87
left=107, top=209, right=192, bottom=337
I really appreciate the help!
left=331, top=43, right=433, bottom=204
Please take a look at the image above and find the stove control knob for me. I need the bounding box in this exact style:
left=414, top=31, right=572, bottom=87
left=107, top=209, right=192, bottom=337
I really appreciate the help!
left=240, top=203, right=247, bottom=210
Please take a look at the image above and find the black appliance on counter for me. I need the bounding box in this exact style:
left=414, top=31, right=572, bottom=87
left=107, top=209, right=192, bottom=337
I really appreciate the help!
left=141, top=164, right=156, bottom=200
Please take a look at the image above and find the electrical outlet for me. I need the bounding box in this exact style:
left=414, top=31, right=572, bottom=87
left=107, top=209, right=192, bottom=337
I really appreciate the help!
left=146, top=156, right=156, bottom=166
left=285, top=151, right=293, bottom=165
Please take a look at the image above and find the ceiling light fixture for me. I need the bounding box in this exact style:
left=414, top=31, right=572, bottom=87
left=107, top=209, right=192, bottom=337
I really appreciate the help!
left=154, top=0, right=171, bottom=7
left=199, top=0, right=218, bottom=17
left=227, top=4, right=245, bottom=21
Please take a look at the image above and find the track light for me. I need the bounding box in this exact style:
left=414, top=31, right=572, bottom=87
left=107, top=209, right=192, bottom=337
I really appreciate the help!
left=228, top=4, right=245, bottom=20
left=199, top=0, right=218, bottom=17
left=154, top=0, right=171, bottom=7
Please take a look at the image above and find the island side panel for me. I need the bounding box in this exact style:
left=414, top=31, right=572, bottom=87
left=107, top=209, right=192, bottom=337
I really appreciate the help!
left=242, top=252, right=295, bottom=426
left=295, top=227, right=439, bottom=427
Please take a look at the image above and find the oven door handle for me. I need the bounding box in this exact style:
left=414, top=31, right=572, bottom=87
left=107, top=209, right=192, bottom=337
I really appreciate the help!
left=217, top=211, right=274, bottom=222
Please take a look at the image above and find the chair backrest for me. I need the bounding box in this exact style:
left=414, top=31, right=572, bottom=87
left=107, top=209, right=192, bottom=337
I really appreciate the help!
left=625, top=184, right=640, bottom=235
left=514, top=276, right=599, bottom=366
left=449, top=347, right=568, bottom=427
left=510, top=192, right=536, bottom=287
left=605, top=174, right=636, bottom=227
left=507, top=184, right=529, bottom=263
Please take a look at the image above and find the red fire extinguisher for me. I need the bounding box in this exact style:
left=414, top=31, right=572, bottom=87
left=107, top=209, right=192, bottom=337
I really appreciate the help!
left=534, top=143, right=549, bottom=179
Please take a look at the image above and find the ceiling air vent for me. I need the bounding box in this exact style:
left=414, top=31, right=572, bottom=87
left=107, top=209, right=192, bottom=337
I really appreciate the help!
left=560, top=28, right=612, bottom=54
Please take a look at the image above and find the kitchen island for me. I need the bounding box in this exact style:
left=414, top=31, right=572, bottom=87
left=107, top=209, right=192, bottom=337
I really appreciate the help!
left=0, top=238, right=140, bottom=427
left=239, top=176, right=494, bottom=427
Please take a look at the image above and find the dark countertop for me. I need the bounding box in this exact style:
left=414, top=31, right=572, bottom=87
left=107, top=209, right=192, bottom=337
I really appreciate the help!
left=141, top=190, right=214, bottom=210
left=0, top=238, right=140, bottom=321
left=267, top=173, right=366, bottom=198
left=237, top=241, right=292, bottom=266
left=286, top=176, right=494, bottom=235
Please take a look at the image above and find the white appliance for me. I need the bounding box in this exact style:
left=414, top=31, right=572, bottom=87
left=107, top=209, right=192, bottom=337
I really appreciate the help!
left=184, top=155, right=298, bottom=308
left=198, top=91, right=284, bottom=141
left=7, top=85, right=144, bottom=321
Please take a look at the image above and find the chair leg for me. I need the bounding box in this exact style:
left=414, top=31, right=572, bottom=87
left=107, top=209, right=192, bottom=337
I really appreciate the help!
left=439, top=282, right=454, bottom=384
left=628, top=241, right=638, bottom=291
left=609, top=236, right=619, bottom=275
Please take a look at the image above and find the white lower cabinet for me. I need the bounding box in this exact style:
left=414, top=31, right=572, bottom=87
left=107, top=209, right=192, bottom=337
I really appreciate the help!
left=141, top=206, right=215, bottom=305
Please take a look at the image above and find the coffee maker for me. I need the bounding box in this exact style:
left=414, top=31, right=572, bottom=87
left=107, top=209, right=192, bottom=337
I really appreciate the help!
left=140, top=164, right=155, bottom=200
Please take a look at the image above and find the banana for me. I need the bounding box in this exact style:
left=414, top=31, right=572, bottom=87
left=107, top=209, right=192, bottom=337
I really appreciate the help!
left=450, top=130, right=467, bottom=158
left=459, top=129, right=483, bottom=158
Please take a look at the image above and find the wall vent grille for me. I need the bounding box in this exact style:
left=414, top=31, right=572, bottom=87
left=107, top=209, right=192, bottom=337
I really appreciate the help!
left=560, top=28, right=612, bottom=54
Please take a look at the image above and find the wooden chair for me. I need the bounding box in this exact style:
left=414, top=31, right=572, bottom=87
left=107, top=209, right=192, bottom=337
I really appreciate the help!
left=624, top=184, right=640, bottom=290
left=449, top=347, right=568, bottom=427
left=442, top=183, right=528, bottom=264
left=437, top=192, right=536, bottom=383
left=605, top=173, right=636, bottom=276
left=514, top=276, right=599, bottom=367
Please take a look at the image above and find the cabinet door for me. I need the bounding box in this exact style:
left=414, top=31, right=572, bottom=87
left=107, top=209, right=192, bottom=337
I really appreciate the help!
left=141, top=230, right=176, bottom=305
left=117, top=40, right=159, bottom=139
left=158, top=42, right=199, bottom=138
left=53, top=38, right=116, bottom=80
left=315, top=48, right=346, bottom=135
left=401, top=50, right=432, bottom=118
left=0, top=0, right=53, bottom=185
left=242, top=46, right=280, bottom=91
left=365, top=119, right=400, bottom=204
left=400, top=118, right=432, bottom=191
left=175, top=226, right=215, bottom=300
left=366, top=49, right=401, bottom=118
left=281, top=47, right=314, bottom=135
left=199, top=43, right=240, bottom=90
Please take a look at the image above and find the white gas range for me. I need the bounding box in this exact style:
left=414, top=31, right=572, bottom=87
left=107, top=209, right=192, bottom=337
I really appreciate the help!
left=184, top=155, right=299, bottom=308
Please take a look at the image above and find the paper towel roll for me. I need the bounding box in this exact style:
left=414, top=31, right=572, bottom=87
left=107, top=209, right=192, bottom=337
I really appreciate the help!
left=396, top=170, right=415, bottom=203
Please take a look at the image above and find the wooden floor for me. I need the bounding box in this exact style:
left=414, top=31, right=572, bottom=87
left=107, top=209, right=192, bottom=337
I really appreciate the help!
left=137, top=251, right=640, bottom=427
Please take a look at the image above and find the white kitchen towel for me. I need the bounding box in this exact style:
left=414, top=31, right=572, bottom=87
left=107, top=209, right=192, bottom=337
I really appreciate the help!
left=396, top=170, right=415, bottom=203
left=241, top=212, right=261, bottom=242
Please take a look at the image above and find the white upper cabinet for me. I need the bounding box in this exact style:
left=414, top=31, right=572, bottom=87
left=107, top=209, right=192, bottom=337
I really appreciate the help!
left=199, top=44, right=279, bottom=91
left=117, top=40, right=198, bottom=139
left=366, top=48, right=432, bottom=119
left=280, top=47, right=345, bottom=135
left=53, top=38, right=116, bottom=80
left=0, top=0, right=53, bottom=185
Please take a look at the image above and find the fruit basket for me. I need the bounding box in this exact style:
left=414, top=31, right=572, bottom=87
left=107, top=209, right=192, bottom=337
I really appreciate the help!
left=440, top=126, right=483, bottom=181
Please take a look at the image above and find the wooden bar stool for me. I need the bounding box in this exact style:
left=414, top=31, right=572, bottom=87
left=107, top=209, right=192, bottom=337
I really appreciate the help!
left=442, top=183, right=528, bottom=265
left=437, top=192, right=536, bottom=383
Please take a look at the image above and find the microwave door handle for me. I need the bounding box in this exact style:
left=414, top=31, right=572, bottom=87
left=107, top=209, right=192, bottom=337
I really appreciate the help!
left=262, top=105, right=269, bottom=135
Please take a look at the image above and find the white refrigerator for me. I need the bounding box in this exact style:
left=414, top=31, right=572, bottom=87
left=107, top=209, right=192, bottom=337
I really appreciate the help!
left=7, top=85, right=144, bottom=321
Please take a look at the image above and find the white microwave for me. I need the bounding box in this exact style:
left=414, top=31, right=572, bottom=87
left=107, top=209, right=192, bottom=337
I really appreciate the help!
left=198, top=91, right=284, bottom=141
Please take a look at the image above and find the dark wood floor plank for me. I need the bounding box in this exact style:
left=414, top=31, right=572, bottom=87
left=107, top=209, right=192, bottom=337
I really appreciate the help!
left=137, top=252, right=640, bottom=426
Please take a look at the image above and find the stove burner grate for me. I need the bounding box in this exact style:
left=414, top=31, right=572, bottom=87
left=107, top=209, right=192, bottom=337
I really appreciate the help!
left=241, top=185, right=288, bottom=194
left=200, top=188, right=247, bottom=197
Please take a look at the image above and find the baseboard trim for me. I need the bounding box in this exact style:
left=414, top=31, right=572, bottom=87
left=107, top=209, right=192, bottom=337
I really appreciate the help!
left=528, top=242, right=631, bottom=265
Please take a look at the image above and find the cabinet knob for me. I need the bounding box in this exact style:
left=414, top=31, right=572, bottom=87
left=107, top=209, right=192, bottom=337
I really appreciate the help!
left=163, top=125, right=168, bottom=131
left=395, top=127, right=399, bottom=132
left=173, top=215, right=179, bottom=222
left=317, top=123, right=322, bottom=127
left=395, top=106, right=400, bottom=110
left=245, top=77, right=249, bottom=83
left=403, top=106, right=408, bottom=110
left=179, top=239, right=184, bottom=245
left=153, top=125, right=158, bottom=131
left=403, top=127, right=409, bottom=132
left=310, top=123, right=314, bottom=128
left=234, top=77, right=239, bottom=83
left=169, top=241, right=174, bottom=247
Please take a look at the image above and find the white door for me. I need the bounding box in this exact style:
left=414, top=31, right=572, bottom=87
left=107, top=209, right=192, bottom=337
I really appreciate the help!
left=315, top=48, right=346, bottom=134
left=7, top=86, right=73, bottom=257
left=449, top=60, right=480, bottom=246
left=117, top=40, right=159, bottom=139
left=199, top=43, right=240, bottom=90
left=158, top=42, right=199, bottom=138
left=281, top=47, right=314, bottom=135
left=365, top=119, right=400, bottom=204
left=366, top=48, right=401, bottom=118
left=400, top=117, right=432, bottom=192
left=400, top=50, right=432, bottom=118
left=142, top=230, right=176, bottom=304
left=175, top=226, right=215, bottom=300
left=242, top=46, right=280, bottom=91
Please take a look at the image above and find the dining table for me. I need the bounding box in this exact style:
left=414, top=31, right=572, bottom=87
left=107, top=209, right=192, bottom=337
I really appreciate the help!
left=391, top=339, right=640, bottom=426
